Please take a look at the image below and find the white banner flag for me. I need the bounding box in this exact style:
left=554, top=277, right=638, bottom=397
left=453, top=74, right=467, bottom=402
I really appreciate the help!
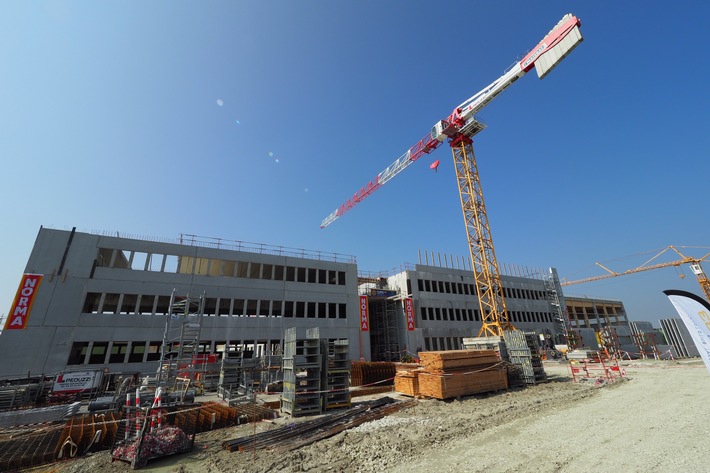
left=664, top=290, right=710, bottom=375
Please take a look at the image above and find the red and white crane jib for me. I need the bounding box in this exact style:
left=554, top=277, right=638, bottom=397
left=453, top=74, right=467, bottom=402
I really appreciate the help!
left=320, top=13, right=582, bottom=229
left=320, top=129, right=443, bottom=228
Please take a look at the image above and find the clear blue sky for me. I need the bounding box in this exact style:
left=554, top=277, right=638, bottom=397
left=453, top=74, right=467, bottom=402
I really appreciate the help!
left=2, top=1, right=709, bottom=327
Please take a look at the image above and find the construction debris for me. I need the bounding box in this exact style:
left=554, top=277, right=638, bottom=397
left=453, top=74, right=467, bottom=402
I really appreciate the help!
left=111, top=404, right=199, bottom=469
left=223, top=396, right=415, bottom=454
left=112, top=424, right=193, bottom=467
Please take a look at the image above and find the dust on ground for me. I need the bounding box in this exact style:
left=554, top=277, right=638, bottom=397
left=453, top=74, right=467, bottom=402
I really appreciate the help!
left=39, top=359, right=710, bottom=473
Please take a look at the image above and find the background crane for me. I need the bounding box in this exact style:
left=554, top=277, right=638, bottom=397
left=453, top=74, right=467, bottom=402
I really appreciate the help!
left=561, top=245, right=710, bottom=303
left=321, top=14, right=584, bottom=337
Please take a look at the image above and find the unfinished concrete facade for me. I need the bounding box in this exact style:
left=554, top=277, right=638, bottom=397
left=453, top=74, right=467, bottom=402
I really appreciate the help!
left=0, top=227, right=566, bottom=379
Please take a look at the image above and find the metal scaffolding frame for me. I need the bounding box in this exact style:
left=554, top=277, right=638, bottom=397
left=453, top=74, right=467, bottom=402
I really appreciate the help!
left=369, top=299, right=401, bottom=362
left=157, top=290, right=206, bottom=393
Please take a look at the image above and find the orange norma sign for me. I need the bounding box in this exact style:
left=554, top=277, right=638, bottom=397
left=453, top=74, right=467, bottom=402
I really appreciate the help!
left=359, top=295, right=369, bottom=331
left=404, top=298, right=415, bottom=331
left=4, top=274, right=43, bottom=330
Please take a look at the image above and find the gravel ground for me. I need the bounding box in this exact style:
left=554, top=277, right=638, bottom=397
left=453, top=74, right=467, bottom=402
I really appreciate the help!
left=39, top=358, right=710, bottom=473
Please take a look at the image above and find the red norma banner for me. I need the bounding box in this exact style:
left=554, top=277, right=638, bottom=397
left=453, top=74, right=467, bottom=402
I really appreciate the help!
left=4, top=274, right=43, bottom=330
left=359, top=295, right=369, bottom=331
left=404, top=298, right=416, bottom=331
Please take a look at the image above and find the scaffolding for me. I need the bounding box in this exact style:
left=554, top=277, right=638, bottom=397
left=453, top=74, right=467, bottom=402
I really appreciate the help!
left=544, top=269, right=571, bottom=346
left=157, top=290, right=206, bottom=396
left=369, top=299, right=401, bottom=362
left=281, top=328, right=323, bottom=417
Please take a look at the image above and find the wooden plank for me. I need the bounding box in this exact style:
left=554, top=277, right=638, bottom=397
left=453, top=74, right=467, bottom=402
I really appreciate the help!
left=418, top=367, right=508, bottom=400
left=418, top=350, right=500, bottom=371
left=394, top=372, right=420, bottom=397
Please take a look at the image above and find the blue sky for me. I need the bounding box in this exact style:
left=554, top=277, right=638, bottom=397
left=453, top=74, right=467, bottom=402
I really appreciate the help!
left=2, top=1, right=709, bottom=326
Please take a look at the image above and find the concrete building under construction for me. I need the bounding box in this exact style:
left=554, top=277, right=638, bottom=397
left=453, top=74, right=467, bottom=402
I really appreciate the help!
left=1, top=227, right=571, bottom=379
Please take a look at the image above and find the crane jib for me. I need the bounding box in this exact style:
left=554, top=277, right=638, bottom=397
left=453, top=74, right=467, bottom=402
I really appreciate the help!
left=320, top=13, right=582, bottom=228
left=329, top=132, right=441, bottom=223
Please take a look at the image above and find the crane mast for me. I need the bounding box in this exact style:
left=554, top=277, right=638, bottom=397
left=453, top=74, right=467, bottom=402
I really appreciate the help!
left=321, top=14, right=583, bottom=337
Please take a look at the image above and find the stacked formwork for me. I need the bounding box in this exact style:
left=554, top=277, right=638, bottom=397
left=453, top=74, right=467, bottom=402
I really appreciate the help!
left=281, top=328, right=322, bottom=417
left=462, top=336, right=508, bottom=360
left=260, top=353, right=283, bottom=390
left=217, top=353, right=256, bottom=405
left=503, top=331, right=547, bottom=385
left=323, top=339, right=351, bottom=410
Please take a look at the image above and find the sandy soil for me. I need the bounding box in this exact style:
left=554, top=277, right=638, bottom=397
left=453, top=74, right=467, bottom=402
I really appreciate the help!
left=42, top=359, right=710, bottom=473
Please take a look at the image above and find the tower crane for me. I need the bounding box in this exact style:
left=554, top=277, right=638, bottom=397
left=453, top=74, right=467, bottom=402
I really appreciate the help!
left=560, top=245, right=710, bottom=303
left=321, top=14, right=584, bottom=337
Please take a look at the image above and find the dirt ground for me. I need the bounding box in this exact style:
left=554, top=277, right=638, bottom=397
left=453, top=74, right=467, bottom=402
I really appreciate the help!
left=39, top=358, right=710, bottom=473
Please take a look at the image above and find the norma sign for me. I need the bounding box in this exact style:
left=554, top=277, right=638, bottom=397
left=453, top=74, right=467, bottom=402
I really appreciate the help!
left=404, top=298, right=416, bottom=331
left=3, top=274, right=43, bottom=330
left=359, top=295, right=369, bottom=331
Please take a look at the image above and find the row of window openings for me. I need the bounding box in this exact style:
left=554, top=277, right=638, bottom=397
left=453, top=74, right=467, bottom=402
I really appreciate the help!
left=97, top=248, right=346, bottom=285
left=424, top=337, right=462, bottom=352
left=82, top=293, right=347, bottom=318
left=420, top=307, right=480, bottom=322
left=417, top=279, right=477, bottom=296
left=571, top=306, right=623, bottom=316
left=419, top=307, right=553, bottom=324
left=67, top=340, right=284, bottom=366
left=417, top=279, right=547, bottom=301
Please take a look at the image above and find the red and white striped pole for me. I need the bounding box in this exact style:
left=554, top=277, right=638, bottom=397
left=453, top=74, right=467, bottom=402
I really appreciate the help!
left=156, top=387, right=163, bottom=429
left=125, top=393, right=131, bottom=440
left=135, top=387, right=141, bottom=436
left=150, top=387, right=162, bottom=431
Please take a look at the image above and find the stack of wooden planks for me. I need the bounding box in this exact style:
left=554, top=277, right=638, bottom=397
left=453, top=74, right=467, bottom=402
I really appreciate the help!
left=394, top=368, right=422, bottom=397
left=395, top=350, right=507, bottom=400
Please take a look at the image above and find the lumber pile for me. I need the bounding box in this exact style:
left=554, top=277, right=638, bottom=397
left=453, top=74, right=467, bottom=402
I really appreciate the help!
left=419, top=350, right=499, bottom=372
left=394, top=370, right=421, bottom=397
left=394, top=350, right=507, bottom=400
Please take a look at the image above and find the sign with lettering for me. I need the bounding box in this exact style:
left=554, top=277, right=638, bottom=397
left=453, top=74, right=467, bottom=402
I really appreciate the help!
left=664, top=289, right=710, bottom=375
left=4, top=274, right=43, bottom=330
left=359, top=295, right=369, bottom=331
left=52, top=370, right=103, bottom=393
left=404, top=298, right=416, bottom=331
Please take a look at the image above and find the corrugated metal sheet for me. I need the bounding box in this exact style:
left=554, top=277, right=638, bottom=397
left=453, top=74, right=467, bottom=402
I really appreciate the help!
left=535, top=25, right=583, bottom=79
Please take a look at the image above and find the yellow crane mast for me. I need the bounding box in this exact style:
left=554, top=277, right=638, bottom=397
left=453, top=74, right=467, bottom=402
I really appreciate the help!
left=451, top=135, right=512, bottom=336
left=320, top=15, right=584, bottom=337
